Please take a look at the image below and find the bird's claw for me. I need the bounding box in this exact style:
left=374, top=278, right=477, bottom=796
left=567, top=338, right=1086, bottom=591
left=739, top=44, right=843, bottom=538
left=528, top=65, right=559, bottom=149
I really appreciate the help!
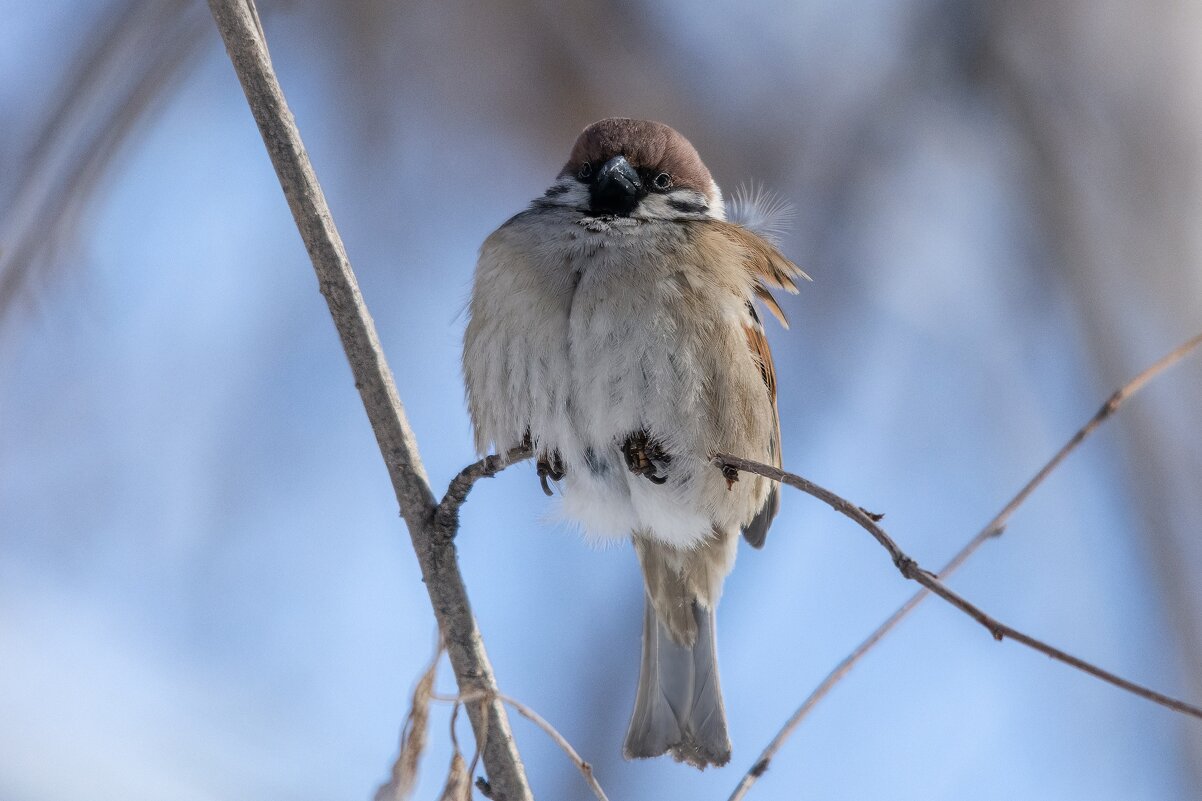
left=721, top=464, right=739, bottom=490
left=622, top=430, right=670, bottom=485
left=536, top=451, right=564, bottom=496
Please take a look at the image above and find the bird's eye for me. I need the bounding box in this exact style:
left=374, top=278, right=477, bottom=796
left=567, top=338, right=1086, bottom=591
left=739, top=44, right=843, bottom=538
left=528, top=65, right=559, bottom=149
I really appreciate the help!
left=653, top=172, right=672, bottom=190
left=578, top=162, right=593, bottom=180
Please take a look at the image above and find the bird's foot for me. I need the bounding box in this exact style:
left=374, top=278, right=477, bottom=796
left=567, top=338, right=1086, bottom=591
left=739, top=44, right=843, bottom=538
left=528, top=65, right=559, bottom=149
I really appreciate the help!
left=621, top=430, right=670, bottom=484
left=536, top=451, right=565, bottom=496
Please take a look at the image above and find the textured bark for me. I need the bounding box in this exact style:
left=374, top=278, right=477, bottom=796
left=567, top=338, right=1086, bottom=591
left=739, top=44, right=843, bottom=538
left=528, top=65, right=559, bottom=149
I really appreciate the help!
left=205, top=2, right=531, bottom=798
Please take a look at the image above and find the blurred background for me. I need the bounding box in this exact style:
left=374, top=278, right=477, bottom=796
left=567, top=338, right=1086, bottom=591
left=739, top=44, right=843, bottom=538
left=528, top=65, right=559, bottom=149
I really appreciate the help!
left=2, top=1, right=1201, bottom=799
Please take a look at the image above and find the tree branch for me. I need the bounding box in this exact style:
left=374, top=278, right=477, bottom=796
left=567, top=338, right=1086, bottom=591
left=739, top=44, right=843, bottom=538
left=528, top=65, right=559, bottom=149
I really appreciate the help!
left=433, top=446, right=534, bottom=536
left=725, top=330, right=1202, bottom=801
left=205, top=2, right=532, bottom=798
left=436, top=691, right=611, bottom=801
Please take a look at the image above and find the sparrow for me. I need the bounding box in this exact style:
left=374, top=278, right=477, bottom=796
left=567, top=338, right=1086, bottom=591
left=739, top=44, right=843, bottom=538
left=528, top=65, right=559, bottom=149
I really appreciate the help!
left=462, top=118, right=802, bottom=768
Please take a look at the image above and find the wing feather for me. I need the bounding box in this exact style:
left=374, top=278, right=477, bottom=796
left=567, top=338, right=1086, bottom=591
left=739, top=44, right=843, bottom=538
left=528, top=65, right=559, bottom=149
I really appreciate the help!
left=712, top=219, right=810, bottom=297
left=702, top=219, right=803, bottom=548
left=741, top=315, right=783, bottom=549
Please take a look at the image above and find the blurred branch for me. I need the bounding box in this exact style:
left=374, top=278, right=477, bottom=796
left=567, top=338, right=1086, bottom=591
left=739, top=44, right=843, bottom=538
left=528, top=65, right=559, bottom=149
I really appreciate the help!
left=436, top=690, right=611, bottom=801
left=983, top=7, right=1202, bottom=785
left=724, top=330, right=1202, bottom=801
left=204, top=2, right=532, bottom=799
left=0, top=0, right=208, bottom=321
left=376, top=642, right=443, bottom=801
left=437, top=702, right=477, bottom=801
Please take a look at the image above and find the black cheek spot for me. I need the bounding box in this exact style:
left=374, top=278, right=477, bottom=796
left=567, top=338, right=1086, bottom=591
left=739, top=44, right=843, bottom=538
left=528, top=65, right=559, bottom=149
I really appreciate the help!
left=667, top=198, right=707, bottom=214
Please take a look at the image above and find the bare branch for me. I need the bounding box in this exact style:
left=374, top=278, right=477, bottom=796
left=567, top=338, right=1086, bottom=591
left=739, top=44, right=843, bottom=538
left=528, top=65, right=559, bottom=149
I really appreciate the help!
left=727, top=591, right=926, bottom=800
left=717, top=452, right=1202, bottom=703
left=464, top=701, right=487, bottom=801
left=204, top=2, right=531, bottom=798
left=436, top=691, right=611, bottom=801
left=724, top=330, right=1202, bottom=801
left=433, top=446, right=534, bottom=535
left=432, top=703, right=473, bottom=801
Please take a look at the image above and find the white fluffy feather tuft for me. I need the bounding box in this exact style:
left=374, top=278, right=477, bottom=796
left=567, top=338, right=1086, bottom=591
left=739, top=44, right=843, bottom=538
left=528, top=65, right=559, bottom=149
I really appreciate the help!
left=726, top=182, right=796, bottom=246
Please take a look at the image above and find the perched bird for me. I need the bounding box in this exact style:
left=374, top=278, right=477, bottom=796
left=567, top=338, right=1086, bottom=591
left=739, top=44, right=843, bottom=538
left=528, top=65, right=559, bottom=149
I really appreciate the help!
left=462, top=118, right=802, bottom=768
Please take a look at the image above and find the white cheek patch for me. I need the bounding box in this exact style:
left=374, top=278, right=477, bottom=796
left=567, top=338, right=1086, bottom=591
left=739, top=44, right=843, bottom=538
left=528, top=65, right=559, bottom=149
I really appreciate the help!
left=708, top=181, right=726, bottom=221
left=632, top=188, right=721, bottom=222
left=631, top=193, right=680, bottom=221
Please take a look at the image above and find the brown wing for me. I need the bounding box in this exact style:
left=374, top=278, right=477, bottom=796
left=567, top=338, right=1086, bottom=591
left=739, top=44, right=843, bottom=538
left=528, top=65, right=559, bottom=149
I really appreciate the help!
left=705, top=219, right=802, bottom=547
left=713, top=220, right=804, bottom=547
left=741, top=314, right=783, bottom=548
left=713, top=219, right=809, bottom=324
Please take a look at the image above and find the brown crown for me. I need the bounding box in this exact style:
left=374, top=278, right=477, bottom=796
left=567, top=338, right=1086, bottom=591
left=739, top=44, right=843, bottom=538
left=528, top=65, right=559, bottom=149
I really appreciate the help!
left=560, top=118, right=715, bottom=196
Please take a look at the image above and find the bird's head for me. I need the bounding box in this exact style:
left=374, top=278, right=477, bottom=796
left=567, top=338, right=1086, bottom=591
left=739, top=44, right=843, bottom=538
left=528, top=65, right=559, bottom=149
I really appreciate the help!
left=540, top=118, right=725, bottom=222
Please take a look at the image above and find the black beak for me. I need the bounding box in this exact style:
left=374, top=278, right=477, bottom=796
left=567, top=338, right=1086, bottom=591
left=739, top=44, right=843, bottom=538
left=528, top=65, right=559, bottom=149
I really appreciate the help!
left=590, top=155, right=643, bottom=215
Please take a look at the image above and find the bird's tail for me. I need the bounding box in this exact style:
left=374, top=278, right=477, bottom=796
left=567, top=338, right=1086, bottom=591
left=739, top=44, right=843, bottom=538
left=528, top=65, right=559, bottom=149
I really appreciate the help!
left=623, top=594, right=731, bottom=768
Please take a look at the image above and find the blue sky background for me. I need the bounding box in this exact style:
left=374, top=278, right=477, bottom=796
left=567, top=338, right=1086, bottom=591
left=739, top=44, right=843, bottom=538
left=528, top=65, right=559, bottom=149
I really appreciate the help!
left=2, top=2, right=1201, bottom=800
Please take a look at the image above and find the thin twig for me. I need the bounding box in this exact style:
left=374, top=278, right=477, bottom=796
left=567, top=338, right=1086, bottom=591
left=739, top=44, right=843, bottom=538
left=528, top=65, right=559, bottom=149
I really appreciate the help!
left=204, top=3, right=531, bottom=798
left=435, top=691, right=612, bottom=801
left=435, top=703, right=472, bottom=801
left=724, top=330, right=1202, bottom=801
left=717, top=453, right=1202, bottom=704
left=472, top=700, right=492, bottom=799
left=433, top=445, right=534, bottom=535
